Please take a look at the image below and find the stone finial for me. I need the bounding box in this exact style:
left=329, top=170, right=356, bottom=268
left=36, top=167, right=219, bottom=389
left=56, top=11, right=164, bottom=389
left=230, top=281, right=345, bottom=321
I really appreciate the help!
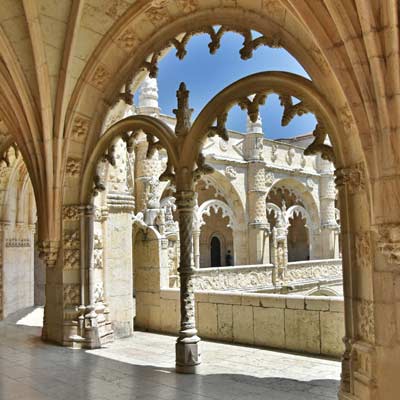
left=173, top=82, right=193, bottom=137
left=138, top=74, right=159, bottom=111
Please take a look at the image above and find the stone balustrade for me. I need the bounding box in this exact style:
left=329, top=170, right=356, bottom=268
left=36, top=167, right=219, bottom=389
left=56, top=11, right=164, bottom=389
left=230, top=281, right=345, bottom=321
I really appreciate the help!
left=192, top=259, right=342, bottom=291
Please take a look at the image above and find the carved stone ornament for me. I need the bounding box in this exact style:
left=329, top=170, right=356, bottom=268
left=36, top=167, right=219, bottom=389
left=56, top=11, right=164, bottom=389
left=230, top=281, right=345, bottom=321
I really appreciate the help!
left=38, top=240, right=60, bottom=268
left=304, top=122, right=335, bottom=163
left=63, top=284, right=80, bottom=305
left=142, top=25, right=281, bottom=78
left=377, top=223, right=400, bottom=265
left=286, top=148, right=295, bottom=165
left=66, top=158, right=81, bottom=176
left=5, top=238, right=30, bottom=247
left=72, top=116, right=89, bottom=138
left=173, top=82, right=193, bottom=137
left=64, top=231, right=80, bottom=270
left=116, top=27, right=139, bottom=51
left=63, top=205, right=82, bottom=221
left=271, top=144, right=278, bottom=163
left=225, top=166, right=237, bottom=180
left=355, top=231, right=372, bottom=270
left=176, top=0, right=198, bottom=13
left=265, top=171, right=274, bottom=186
left=357, top=299, right=375, bottom=344
left=335, top=162, right=366, bottom=194
left=91, top=64, right=111, bottom=91
left=145, top=0, right=170, bottom=25
left=219, top=137, right=228, bottom=152
left=306, top=177, right=315, bottom=190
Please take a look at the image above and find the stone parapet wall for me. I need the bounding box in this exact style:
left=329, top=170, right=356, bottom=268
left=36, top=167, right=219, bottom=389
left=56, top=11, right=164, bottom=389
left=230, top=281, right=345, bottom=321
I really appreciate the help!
left=193, top=259, right=342, bottom=291
left=154, top=289, right=345, bottom=358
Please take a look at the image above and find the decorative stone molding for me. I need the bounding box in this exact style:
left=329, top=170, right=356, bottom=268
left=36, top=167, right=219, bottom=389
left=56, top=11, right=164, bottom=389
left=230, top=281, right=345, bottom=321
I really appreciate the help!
left=355, top=232, right=372, bottom=270
left=376, top=223, right=400, bottom=265
left=38, top=240, right=60, bottom=268
left=66, top=158, right=81, bottom=176
left=64, top=231, right=80, bottom=270
left=335, top=162, right=366, bottom=194
left=107, top=193, right=135, bottom=213
left=225, top=166, right=237, bottom=180
left=64, top=284, right=80, bottom=305
left=306, top=177, right=315, bottom=190
left=5, top=238, right=30, bottom=247
left=285, top=259, right=342, bottom=283
left=357, top=300, right=375, bottom=343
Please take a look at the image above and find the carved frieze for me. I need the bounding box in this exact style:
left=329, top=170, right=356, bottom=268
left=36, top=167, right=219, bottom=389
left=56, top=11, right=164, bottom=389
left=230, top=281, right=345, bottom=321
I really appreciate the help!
left=5, top=238, right=30, bottom=247
left=286, top=148, right=295, bottom=165
left=377, top=223, right=400, bottom=265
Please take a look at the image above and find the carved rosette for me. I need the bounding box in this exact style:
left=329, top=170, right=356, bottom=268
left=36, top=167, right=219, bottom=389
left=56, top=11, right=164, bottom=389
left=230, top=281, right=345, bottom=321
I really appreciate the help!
left=38, top=240, right=60, bottom=268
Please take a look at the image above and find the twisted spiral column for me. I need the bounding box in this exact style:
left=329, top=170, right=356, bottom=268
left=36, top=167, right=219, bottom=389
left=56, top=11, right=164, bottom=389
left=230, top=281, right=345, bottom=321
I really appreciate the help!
left=175, top=190, right=201, bottom=373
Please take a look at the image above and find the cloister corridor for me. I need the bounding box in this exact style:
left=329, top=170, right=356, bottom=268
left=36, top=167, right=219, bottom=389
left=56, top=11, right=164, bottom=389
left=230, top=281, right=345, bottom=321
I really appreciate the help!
left=0, top=307, right=340, bottom=400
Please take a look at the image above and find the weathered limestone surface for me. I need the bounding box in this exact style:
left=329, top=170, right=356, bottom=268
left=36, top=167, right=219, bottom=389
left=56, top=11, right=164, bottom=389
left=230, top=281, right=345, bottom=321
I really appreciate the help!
left=156, top=289, right=345, bottom=358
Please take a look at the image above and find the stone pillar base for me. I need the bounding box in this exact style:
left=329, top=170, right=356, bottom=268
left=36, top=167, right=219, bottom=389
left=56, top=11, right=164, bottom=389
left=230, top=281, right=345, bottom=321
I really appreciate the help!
left=175, top=340, right=201, bottom=374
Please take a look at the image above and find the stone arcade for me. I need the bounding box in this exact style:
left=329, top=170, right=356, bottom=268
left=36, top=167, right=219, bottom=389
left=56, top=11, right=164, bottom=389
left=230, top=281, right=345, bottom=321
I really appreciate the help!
left=0, top=2, right=399, bottom=400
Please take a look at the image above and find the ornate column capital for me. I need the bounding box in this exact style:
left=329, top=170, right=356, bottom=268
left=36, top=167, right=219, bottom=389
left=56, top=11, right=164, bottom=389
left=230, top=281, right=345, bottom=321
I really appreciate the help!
left=335, top=162, right=366, bottom=194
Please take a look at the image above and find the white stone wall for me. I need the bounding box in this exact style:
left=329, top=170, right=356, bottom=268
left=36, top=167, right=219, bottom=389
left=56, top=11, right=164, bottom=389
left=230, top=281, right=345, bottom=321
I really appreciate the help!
left=3, top=229, right=35, bottom=317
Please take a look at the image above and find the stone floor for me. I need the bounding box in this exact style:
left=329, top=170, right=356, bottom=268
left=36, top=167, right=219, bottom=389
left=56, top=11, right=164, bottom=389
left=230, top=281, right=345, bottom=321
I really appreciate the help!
left=0, top=307, right=341, bottom=400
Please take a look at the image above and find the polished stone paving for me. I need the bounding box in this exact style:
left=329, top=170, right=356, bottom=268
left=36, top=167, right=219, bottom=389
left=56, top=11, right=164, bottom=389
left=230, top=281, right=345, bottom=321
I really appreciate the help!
left=0, top=308, right=340, bottom=400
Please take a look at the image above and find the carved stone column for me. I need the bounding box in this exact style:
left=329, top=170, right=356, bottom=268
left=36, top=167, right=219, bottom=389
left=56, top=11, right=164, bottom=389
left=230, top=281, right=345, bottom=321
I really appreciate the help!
left=175, top=190, right=201, bottom=373
left=244, top=116, right=270, bottom=264
left=318, top=156, right=338, bottom=258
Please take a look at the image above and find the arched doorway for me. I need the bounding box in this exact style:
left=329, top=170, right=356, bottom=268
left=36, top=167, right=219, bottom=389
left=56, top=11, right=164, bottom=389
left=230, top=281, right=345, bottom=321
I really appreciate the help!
left=210, top=235, right=221, bottom=267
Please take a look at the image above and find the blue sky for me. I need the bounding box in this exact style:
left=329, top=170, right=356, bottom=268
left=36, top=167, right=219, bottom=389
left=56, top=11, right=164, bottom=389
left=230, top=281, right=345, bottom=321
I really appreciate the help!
left=138, top=31, right=317, bottom=139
